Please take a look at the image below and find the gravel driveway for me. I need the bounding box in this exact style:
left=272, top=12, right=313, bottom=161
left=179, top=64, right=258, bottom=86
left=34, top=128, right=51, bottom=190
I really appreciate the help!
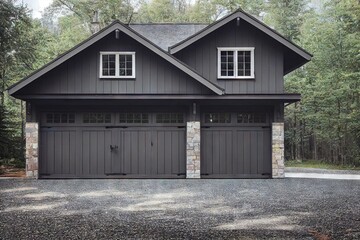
left=0, top=179, right=359, bottom=239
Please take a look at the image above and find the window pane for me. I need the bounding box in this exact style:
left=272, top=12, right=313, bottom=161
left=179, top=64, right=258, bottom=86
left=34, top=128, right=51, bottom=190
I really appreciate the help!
left=61, top=113, right=67, bottom=123
left=205, top=113, right=231, bottom=123
left=54, top=114, right=60, bottom=123
left=102, top=54, right=116, bottom=76
left=97, top=113, right=104, bottom=123
left=83, top=113, right=89, bottom=123
left=69, top=114, right=75, bottom=123
left=156, top=113, right=183, bottom=123
left=237, top=112, right=266, bottom=124
left=105, top=114, right=111, bottom=123
left=220, top=51, right=235, bottom=77
left=46, top=113, right=53, bottom=123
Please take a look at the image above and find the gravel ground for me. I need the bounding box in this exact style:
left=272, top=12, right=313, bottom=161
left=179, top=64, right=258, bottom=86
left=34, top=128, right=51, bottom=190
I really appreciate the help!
left=0, top=179, right=359, bottom=240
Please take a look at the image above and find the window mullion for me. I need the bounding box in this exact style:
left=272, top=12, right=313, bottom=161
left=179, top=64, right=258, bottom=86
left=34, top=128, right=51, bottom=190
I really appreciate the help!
left=115, top=54, right=119, bottom=77
left=234, top=50, right=238, bottom=77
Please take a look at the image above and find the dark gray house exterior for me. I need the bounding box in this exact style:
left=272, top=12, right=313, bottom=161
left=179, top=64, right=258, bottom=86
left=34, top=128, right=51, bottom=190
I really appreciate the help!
left=8, top=9, right=311, bottom=179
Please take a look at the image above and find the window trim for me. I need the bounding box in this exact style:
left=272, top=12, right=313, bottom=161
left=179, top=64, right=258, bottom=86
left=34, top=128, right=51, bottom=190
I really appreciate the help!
left=99, top=51, right=136, bottom=79
left=217, top=47, right=255, bottom=79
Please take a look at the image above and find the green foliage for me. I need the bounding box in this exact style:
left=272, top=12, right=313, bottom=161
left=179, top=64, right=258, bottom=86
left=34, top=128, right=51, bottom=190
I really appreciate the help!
left=283, top=0, right=360, bottom=166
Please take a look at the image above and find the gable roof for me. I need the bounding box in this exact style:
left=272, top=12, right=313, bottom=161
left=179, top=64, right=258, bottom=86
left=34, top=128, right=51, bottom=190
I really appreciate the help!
left=8, top=21, right=224, bottom=96
left=129, top=23, right=207, bottom=51
left=168, top=9, right=312, bottom=71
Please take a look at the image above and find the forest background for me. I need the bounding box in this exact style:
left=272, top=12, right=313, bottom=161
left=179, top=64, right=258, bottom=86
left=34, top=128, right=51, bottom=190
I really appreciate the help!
left=1, top=0, right=359, bottom=168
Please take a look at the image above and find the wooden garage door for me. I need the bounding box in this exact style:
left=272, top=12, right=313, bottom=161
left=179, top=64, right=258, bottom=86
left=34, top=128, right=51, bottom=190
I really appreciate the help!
left=39, top=112, right=185, bottom=178
left=201, top=112, right=272, bottom=178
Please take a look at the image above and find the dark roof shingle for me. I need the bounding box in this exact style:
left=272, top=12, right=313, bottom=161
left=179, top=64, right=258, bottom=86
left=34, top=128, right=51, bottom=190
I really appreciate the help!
left=129, top=24, right=207, bottom=50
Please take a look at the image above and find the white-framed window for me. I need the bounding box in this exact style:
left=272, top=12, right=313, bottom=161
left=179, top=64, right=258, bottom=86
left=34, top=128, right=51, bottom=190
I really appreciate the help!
left=217, top=47, right=254, bottom=79
left=99, top=51, right=135, bottom=78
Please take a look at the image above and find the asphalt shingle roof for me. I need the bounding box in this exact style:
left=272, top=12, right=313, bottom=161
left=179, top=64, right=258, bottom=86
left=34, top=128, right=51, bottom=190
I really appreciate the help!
left=129, top=24, right=208, bottom=51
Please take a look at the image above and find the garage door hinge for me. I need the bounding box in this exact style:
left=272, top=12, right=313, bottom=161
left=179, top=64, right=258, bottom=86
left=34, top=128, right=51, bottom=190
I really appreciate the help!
left=262, top=173, right=271, bottom=176
left=105, top=126, right=128, bottom=129
left=201, top=126, right=210, bottom=129
left=262, top=126, right=271, bottom=129
left=177, top=173, right=186, bottom=176
left=200, top=173, right=209, bottom=176
left=177, top=126, right=185, bottom=128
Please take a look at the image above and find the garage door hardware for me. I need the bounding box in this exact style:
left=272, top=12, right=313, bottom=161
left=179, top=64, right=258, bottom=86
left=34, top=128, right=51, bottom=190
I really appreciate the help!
left=105, top=126, right=128, bottom=128
left=110, top=145, right=119, bottom=151
left=201, top=126, right=211, bottom=129
left=177, top=173, right=186, bottom=176
left=262, top=173, right=271, bottom=176
left=200, top=173, right=209, bottom=176
left=262, top=126, right=271, bottom=129
left=177, top=126, right=185, bottom=128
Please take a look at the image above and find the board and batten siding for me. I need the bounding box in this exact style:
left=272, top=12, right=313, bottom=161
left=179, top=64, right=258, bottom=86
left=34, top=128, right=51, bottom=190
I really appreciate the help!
left=19, top=33, right=212, bottom=95
left=174, top=19, right=285, bottom=94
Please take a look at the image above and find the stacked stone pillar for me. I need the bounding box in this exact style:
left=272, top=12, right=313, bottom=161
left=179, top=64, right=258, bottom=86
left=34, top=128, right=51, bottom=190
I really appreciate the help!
left=186, top=121, right=201, bottom=178
left=25, top=122, right=39, bottom=178
left=272, top=122, right=285, bottom=178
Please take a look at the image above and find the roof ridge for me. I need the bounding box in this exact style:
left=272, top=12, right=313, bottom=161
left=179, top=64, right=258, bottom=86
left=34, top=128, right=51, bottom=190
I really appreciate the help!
left=129, top=23, right=209, bottom=25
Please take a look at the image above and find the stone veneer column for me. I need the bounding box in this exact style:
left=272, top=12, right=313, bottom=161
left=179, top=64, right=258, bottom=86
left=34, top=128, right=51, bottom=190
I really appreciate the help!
left=186, top=121, right=201, bottom=178
left=272, top=122, right=285, bottom=178
left=25, top=122, right=39, bottom=178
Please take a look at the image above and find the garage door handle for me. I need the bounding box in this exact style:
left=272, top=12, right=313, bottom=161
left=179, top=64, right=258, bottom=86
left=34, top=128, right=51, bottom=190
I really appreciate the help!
left=110, top=145, right=118, bottom=151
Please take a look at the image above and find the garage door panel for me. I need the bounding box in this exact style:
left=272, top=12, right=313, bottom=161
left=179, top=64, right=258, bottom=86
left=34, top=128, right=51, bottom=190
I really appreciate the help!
left=257, top=131, right=264, bottom=174
left=164, top=131, right=172, bottom=174
left=250, top=131, right=258, bottom=174
left=202, top=127, right=271, bottom=178
left=40, top=129, right=76, bottom=176
left=171, top=131, right=185, bottom=174
left=137, top=131, right=147, bottom=175
left=156, top=131, right=165, bottom=174
left=201, top=130, right=213, bottom=175
left=39, top=131, right=47, bottom=174
left=80, top=129, right=112, bottom=177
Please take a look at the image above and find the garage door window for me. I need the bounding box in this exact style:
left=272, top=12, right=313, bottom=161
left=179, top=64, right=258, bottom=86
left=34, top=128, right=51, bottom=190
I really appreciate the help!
left=204, top=113, right=231, bottom=123
left=83, top=113, right=111, bottom=123
left=119, top=113, right=149, bottom=123
left=156, top=113, right=184, bottom=123
left=237, top=112, right=267, bottom=124
left=46, top=113, right=75, bottom=124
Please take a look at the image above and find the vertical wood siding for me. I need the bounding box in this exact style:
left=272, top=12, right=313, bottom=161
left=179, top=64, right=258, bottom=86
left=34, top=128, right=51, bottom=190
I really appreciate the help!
left=20, top=33, right=211, bottom=95
left=175, top=19, right=285, bottom=94
left=201, top=127, right=271, bottom=177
